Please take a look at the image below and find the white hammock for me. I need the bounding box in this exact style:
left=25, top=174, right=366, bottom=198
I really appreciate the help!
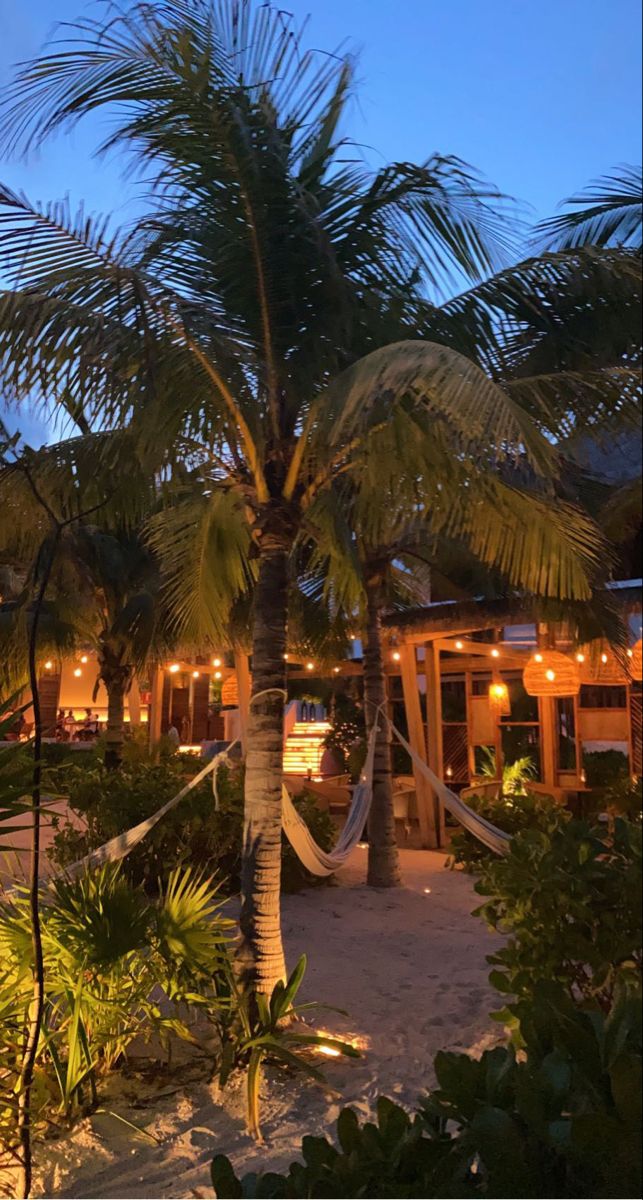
left=61, top=698, right=508, bottom=882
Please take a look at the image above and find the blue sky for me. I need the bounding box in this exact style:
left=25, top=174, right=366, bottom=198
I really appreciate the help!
left=1, top=0, right=641, bottom=443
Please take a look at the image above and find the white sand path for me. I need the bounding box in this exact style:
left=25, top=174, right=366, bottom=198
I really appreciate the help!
left=34, top=848, right=502, bottom=1200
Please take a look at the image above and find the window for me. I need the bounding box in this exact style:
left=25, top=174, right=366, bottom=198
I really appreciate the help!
left=580, top=685, right=627, bottom=709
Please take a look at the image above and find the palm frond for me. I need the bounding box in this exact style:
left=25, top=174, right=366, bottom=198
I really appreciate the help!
left=535, top=166, right=642, bottom=250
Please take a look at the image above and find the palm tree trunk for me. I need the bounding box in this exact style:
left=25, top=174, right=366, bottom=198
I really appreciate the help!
left=104, top=678, right=126, bottom=771
left=363, top=586, right=401, bottom=888
left=239, top=547, right=288, bottom=993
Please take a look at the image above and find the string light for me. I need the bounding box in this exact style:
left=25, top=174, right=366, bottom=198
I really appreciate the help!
left=212, top=657, right=221, bottom=668
left=391, top=650, right=401, bottom=662
left=214, top=670, right=222, bottom=680
left=283, top=653, right=289, bottom=661
left=455, top=640, right=464, bottom=650
left=44, top=660, right=53, bottom=671
left=491, top=648, right=500, bottom=658
left=169, top=663, right=180, bottom=674
left=446, top=765, right=453, bottom=778
left=333, top=666, right=341, bottom=674
left=306, top=661, right=315, bottom=671
left=192, top=670, right=200, bottom=678
left=80, top=654, right=88, bottom=664
left=534, top=653, right=543, bottom=663
left=576, top=652, right=585, bottom=663
left=73, top=668, right=82, bottom=678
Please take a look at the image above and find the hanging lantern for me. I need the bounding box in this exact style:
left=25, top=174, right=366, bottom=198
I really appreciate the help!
left=628, top=639, right=642, bottom=683
left=578, top=641, right=630, bottom=686
left=488, top=677, right=511, bottom=717
left=220, top=672, right=238, bottom=705
left=523, top=650, right=580, bottom=697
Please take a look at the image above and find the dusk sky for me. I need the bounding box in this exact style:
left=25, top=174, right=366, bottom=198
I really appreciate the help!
left=1, top=0, right=641, bottom=444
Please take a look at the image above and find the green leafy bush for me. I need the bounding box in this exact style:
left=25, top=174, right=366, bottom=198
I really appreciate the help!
left=50, top=760, right=335, bottom=893
left=0, top=862, right=232, bottom=1151
left=475, top=817, right=642, bottom=1016
left=582, top=748, right=631, bottom=789
left=448, top=788, right=569, bottom=872
left=212, top=986, right=642, bottom=1199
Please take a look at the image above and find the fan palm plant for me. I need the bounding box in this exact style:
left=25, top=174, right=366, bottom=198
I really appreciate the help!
left=0, top=0, right=626, bottom=990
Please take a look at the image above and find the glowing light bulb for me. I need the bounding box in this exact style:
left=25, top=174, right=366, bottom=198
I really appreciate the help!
left=627, top=648, right=633, bottom=658
left=392, top=650, right=401, bottom=662
left=80, top=654, right=88, bottom=664
left=192, top=670, right=200, bottom=678
left=283, top=653, right=289, bottom=661
left=423, top=887, right=432, bottom=894
left=44, top=660, right=53, bottom=671
left=576, top=652, right=585, bottom=663
left=214, top=670, right=222, bottom=680
left=493, top=684, right=506, bottom=698
left=455, top=640, right=464, bottom=650
left=446, top=765, right=453, bottom=778
left=546, top=669, right=556, bottom=682
left=534, top=653, right=543, bottom=663
left=73, top=668, right=82, bottom=678
left=306, top=661, right=314, bottom=671
left=601, top=653, right=608, bottom=664
left=491, top=648, right=500, bottom=658
left=212, top=657, right=221, bottom=668
left=169, top=663, right=180, bottom=674
left=333, top=666, right=340, bottom=674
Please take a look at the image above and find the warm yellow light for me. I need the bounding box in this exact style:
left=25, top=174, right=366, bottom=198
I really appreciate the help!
left=491, top=648, right=500, bottom=658
left=73, top=668, right=82, bottom=678
left=306, top=661, right=315, bottom=671
left=80, top=654, right=88, bottom=664
left=534, top=652, right=543, bottom=663
left=576, top=652, right=585, bottom=663
left=317, top=1044, right=341, bottom=1058
left=283, top=653, right=289, bottom=661
left=169, top=663, right=180, bottom=674
left=423, top=887, right=432, bottom=894
left=212, top=657, right=222, bottom=668
left=455, top=640, right=464, bottom=650
left=601, top=653, right=608, bottom=664
left=392, top=650, right=401, bottom=662
left=349, top=633, right=357, bottom=641
left=214, top=670, right=222, bottom=680
left=446, top=765, right=453, bottom=778
left=627, top=648, right=633, bottom=658
left=192, top=670, right=200, bottom=678
left=44, top=660, right=53, bottom=671
left=546, top=669, right=556, bottom=682
left=493, top=684, right=506, bottom=698
left=333, top=666, right=340, bottom=674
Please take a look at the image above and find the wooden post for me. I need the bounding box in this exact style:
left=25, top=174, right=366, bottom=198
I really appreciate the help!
left=148, top=666, right=163, bottom=746
left=234, top=649, right=251, bottom=754
left=399, top=644, right=438, bottom=848
left=539, top=696, right=558, bottom=790
left=465, top=669, right=476, bottom=781
left=424, top=641, right=446, bottom=847
left=128, top=674, right=141, bottom=727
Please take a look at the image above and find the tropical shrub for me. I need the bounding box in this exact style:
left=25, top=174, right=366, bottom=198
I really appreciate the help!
left=50, top=761, right=335, bottom=893
left=448, top=788, right=568, bottom=872
left=212, top=985, right=642, bottom=1199
left=582, top=747, right=631, bottom=789
left=0, top=863, right=232, bottom=1178
left=475, top=817, right=642, bottom=1016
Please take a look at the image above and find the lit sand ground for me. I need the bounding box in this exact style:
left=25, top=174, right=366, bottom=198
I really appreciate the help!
left=34, top=849, right=502, bottom=1200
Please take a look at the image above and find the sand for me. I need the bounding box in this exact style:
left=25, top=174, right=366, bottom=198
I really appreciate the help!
left=33, top=848, right=502, bottom=1200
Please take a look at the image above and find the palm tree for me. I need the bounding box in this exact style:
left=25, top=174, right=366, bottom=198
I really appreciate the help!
left=0, top=0, right=622, bottom=989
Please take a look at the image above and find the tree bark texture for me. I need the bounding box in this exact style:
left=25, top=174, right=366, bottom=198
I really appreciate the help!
left=363, top=586, right=401, bottom=888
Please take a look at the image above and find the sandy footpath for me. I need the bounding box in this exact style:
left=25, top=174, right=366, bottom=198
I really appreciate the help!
left=34, top=848, right=502, bottom=1199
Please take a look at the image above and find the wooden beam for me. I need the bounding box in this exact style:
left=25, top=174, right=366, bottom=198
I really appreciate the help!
left=128, top=674, right=141, bottom=726
left=234, top=649, right=251, bottom=754
left=424, top=641, right=446, bottom=847
left=539, top=695, right=558, bottom=790
left=436, top=637, right=529, bottom=664
left=398, top=644, right=438, bottom=849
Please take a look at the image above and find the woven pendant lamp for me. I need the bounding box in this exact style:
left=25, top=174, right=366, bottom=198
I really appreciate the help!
left=627, top=639, right=642, bottom=682
left=488, top=677, right=511, bottom=717
left=523, top=650, right=581, bottom=697
left=577, top=641, right=630, bottom=686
